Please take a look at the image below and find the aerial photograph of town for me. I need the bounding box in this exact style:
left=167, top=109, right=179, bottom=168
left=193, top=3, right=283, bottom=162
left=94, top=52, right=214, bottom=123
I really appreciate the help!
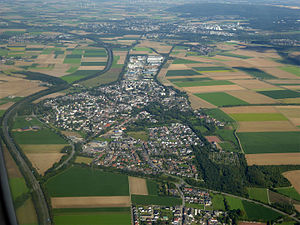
left=0, top=0, right=299, bottom=224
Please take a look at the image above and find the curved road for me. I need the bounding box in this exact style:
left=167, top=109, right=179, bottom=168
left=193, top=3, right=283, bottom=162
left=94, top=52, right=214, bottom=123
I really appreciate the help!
left=0, top=37, right=113, bottom=224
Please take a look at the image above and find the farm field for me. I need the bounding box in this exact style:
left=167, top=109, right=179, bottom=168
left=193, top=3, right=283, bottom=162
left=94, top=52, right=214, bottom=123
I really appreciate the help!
left=129, top=177, right=148, bottom=195
left=166, top=69, right=200, bottom=76
left=246, top=153, right=300, bottom=166
left=193, top=66, right=233, bottom=72
left=75, top=156, right=93, bottom=164
left=276, top=187, right=300, bottom=201
left=131, top=195, right=181, bottom=206
left=16, top=198, right=38, bottom=225
left=20, top=144, right=68, bottom=153
left=195, top=92, right=249, bottom=107
left=54, top=209, right=131, bottom=225
left=279, top=66, right=300, bottom=77
left=225, top=196, right=245, bottom=211
left=211, top=194, right=225, bottom=211
left=203, top=108, right=235, bottom=123
left=242, top=201, right=280, bottom=221
left=247, top=188, right=269, bottom=204
left=283, top=170, right=300, bottom=194
left=229, top=113, right=287, bottom=121
left=146, top=180, right=159, bottom=196
left=172, top=58, right=201, bottom=64
left=234, top=67, right=276, bottom=79
left=51, top=196, right=131, bottom=208
left=237, top=121, right=299, bottom=132
left=258, top=90, right=300, bottom=99
left=46, top=166, right=129, bottom=197
left=172, top=80, right=233, bottom=87
left=9, top=177, right=28, bottom=200
left=238, top=132, right=300, bottom=154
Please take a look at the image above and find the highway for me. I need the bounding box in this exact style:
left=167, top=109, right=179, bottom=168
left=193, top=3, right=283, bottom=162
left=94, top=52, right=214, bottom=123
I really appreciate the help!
left=0, top=37, right=113, bottom=225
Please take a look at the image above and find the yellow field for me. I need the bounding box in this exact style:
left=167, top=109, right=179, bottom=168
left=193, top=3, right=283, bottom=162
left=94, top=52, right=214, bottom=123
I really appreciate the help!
left=246, top=153, right=300, bottom=165
left=238, top=121, right=299, bottom=132
left=20, top=144, right=68, bottom=153
left=222, top=106, right=279, bottom=114
left=183, top=85, right=244, bottom=93
left=129, top=177, right=148, bottom=195
left=283, top=170, right=300, bottom=194
left=51, top=196, right=131, bottom=208
left=26, top=153, right=64, bottom=175
left=75, top=156, right=93, bottom=164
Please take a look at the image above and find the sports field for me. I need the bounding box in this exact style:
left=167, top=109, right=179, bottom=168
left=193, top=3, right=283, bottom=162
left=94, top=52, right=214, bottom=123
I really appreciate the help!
left=247, top=188, right=269, bottom=204
left=46, top=166, right=129, bottom=197
left=229, top=113, right=287, bottom=121
left=238, top=132, right=300, bottom=154
left=195, top=92, right=249, bottom=107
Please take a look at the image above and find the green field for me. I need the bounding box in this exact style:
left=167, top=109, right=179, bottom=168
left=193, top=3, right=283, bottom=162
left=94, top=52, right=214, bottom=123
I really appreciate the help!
left=217, top=52, right=252, bottom=59
left=238, top=132, right=300, bottom=154
left=131, top=195, right=181, bottom=206
left=46, top=166, right=129, bottom=197
left=146, top=180, right=158, bottom=196
left=132, top=47, right=152, bottom=52
left=80, top=62, right=106, bottom=66
left=211, top=194, right=225, bottom=210
left=63, top=58, right=81, bottom=64
left=229, top=113, right=288, bottom=121
left=242, top=201, right=280, bottom=221
left=203, top=108, right=236, bottom=123
left=216, top=129, right=240, bottom=152
left=168, top=77, right=211, bottom=82
left=279, top=66, right=300, bottom=77
left=166, top=69, right=200, bottom=76
left=13, top=129, right=67, bottom=145
left=54, top=209, right=131, bottom=225
left=258, top=90, right=300, bottom=99
left=127, top=131, right=148, bottom=141
left=9, top=177, right=28, bottom=200
left=0, top=110, right=5, bottom=117
left=172, top=58, right=201, bottom=64
left=173, top=80, right=233, bottom=87
left=185, top=203, right=204, bottom=209
left=276, top=187, right=300, bottom=201
left=62, top=70, right=99, bottom=83
left=84, top=49, right=107, bottom=57
left=247, top=188, right=269, bottom=204
left=195, top=92, right=249, bottom=107
left=193, top=66, right=232, bottom=72
left=234, top=67, right=276, bottom=79
left=225, top=196, right=245, bottom=210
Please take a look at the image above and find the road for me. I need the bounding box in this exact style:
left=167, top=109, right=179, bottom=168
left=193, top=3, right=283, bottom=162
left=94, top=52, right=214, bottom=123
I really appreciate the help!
left=175, top=177, right=300, bottom=223
left=0, top=36, right=113, bottom=224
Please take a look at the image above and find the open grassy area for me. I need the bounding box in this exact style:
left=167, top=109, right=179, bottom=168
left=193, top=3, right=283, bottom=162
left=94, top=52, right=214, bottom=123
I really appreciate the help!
left=132, top=47, right=152, bottom=52
left=234, top=67, right=276, bottom=79
left=84, top=49, right=107, bottom=57
left=172, top=58, right=201, bottom=64
left=9, top=177, right=28, bottom=200
left=195, top=92, right=249, bottom=107
left=127, top=131, right=148, bottom=141
left=80, top=68, right=122, bottom=87
left=247, top=188, right=269, bottom=204
left=211, top=194, right=225, bottom=210
left=13, top=129, right=67, bottom=145
left=131, top=195, right=181, bottom=206
left=64, top=54, right=82, bottom=64
left=54, top=209, right=131, bottom=225
left=46, top=166, right=129, bottom=197
left=238, top=132, right=300, bottom=154
left=225, top=196, right=245, bottom=210
left=185, top=203, right=204, bottom=209
left=215, top=129, right=240, bottom=152
left=193, top=66, right=232, bottom=72
left=62, top=70, right=99, bottom=83
left=229, top=113, right=288, bottom=121
left=166, top=69, right=200, bottom=76
left=258, top=90, right=300, bottom=99
left=81, top=62, right=106, bottom=66
left=16, top=198, right=38, bottom=225
left=0, top=110, right=5, bottom=117
left=279, top=66, right=300, bottom=77
left=173, top=80, right=233, bottom=87
left=75, top=156, right=94, bottom=164
left=276, top=187, right=300, bottom=201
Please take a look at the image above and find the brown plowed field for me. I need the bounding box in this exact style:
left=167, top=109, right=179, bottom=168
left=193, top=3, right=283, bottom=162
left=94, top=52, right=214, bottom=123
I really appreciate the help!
left=0, top=102, right=14, bottom=110
left=183, top=85, right=244, bottom=93
left=226, top=90, right=277, bottom=104
left=78, top=66, right=105, bottom=70
left=168, top=64, right=189, bottom=70
left=51, top=196, right=131, bottom=208
left=129, top=177, right=148, bottom=195
left=261, top=67, right=299, bottom=79
left=295, top=205, right=300, bottom=213
left=210, top=75, right=252, bottom=80
left=238, top=121, right=299, bottom=132
left=81, top=57, right=107, bottom=62
left=246, top=153, right=300, bottom=166
left=283, top=170, right=300, bottom=194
